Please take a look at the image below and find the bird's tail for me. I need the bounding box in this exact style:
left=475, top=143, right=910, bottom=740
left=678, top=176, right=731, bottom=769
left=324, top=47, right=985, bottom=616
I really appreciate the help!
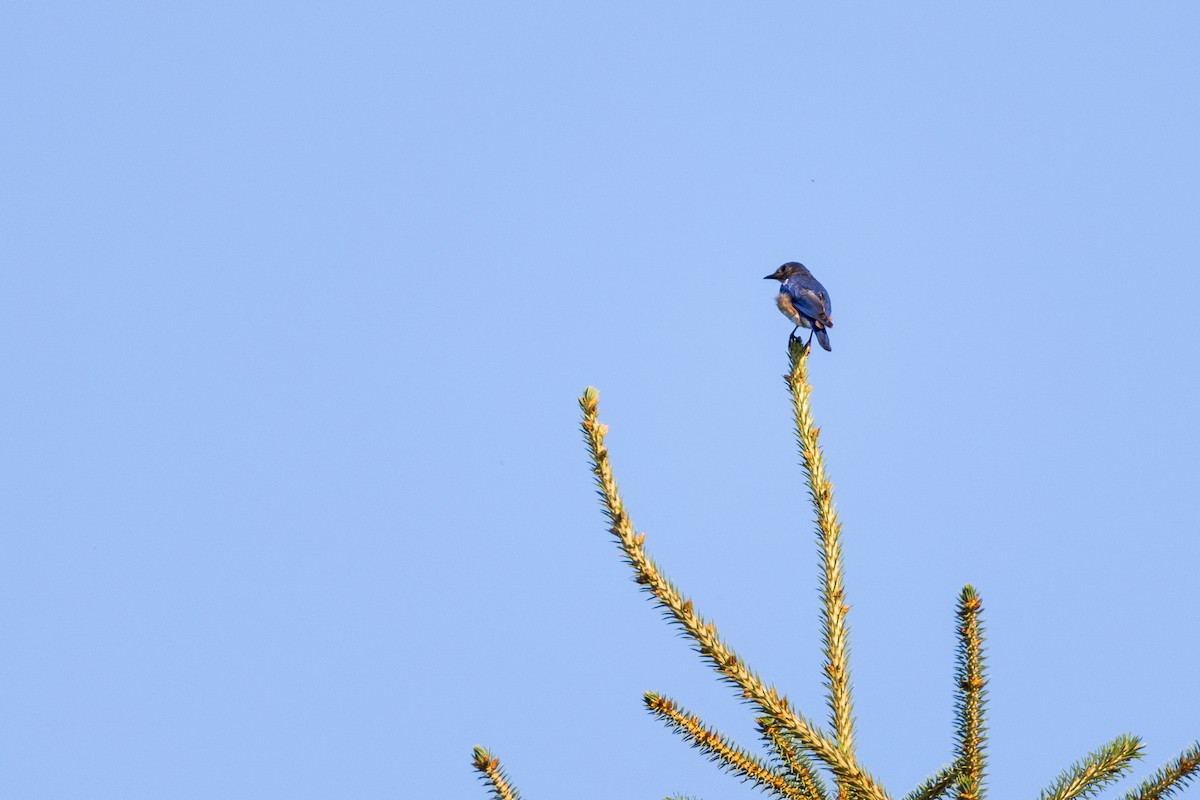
left=814, top=326, right=831, bottom=352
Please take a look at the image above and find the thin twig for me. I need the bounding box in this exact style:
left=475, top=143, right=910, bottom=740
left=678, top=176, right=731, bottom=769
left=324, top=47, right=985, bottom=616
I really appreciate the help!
left=1122, top=743, right=1200, bottom=800
left=954, top=586, right=987, bottom=800
left=647, top=692, right=806, bottom=800
left=471, top=746, right=523, bottom=800
left=1039, top=735, right=1144, bottom=800
left=786, top=340, right=856, bottom=759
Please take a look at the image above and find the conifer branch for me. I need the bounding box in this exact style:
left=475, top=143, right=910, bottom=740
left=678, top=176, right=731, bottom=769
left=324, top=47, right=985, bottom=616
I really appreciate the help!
left=1122, top=743, right=1200, bottom=800
left=471, top=746, right=523, bottom=800
left=1039, top=735, right=1145, bottom=800
left=646, top=692, right=804, bottom=799
left=903, top=764, right=960, bottom=800
left=580, top=386, right=890, bottom=800
left=953, top=586, right=987, bottom=800
left=785, top=340, right=856, bottom=758
left=759, top=717, right=831, bottom=800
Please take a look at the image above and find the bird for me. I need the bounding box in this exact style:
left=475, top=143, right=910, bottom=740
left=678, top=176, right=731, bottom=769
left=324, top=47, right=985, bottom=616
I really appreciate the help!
left=764, top=262, right=833, bottom=351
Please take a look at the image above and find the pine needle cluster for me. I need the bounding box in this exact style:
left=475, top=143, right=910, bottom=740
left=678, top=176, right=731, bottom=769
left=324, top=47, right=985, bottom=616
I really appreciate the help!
left=471, top=338, right=1198, bottom=800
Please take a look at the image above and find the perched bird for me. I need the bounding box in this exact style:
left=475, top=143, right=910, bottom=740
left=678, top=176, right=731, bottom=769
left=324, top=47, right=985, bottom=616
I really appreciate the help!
left=764, top=262, right=833, bottom=351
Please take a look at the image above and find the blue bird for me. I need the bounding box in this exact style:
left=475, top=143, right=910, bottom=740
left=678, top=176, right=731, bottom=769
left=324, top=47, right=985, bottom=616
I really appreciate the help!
left=764, top=262, right=833, bottom=351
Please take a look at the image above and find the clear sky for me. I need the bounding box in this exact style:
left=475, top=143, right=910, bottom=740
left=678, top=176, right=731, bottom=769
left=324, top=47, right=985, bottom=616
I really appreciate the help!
left=3, top=3, right=1199, bottom=799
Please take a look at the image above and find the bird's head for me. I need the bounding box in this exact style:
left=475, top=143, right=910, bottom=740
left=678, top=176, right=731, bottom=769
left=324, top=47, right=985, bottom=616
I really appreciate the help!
left=764, top=262, right=807, bottom=282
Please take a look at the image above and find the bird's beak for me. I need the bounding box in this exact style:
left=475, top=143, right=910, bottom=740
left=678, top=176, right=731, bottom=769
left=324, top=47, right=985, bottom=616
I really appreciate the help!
left=763, top=274, right=777, bottom=280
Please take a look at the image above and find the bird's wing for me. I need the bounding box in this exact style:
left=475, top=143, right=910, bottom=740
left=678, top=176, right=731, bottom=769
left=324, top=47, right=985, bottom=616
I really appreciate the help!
left=805, top=275, right=832, bottom=317
left=783, top=279, right=832, bottom=325
left=816, top=285, right=831, bottom=317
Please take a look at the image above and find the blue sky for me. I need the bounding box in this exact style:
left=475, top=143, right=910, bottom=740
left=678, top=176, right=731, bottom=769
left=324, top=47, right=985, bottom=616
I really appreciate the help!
left=3, top=3, right=1199, bottom=799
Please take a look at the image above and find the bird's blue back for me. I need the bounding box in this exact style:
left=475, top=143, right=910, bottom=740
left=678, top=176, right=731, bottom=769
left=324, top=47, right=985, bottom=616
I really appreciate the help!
left=782, top=272, right=832, bottom=322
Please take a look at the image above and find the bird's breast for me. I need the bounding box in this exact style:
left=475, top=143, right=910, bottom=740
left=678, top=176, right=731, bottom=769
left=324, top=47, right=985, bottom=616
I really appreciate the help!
left=776, top=293, right=811, bottom=327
